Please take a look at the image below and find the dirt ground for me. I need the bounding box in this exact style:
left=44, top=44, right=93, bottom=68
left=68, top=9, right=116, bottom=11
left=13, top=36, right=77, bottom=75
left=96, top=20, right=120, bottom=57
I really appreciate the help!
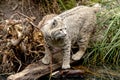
left=0, top=0, right=60, bottom=24
left=0, top=0, right=43, bottom=24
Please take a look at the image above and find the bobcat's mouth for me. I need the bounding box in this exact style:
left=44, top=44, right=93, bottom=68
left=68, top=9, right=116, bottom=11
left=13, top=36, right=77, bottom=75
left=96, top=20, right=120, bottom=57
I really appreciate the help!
left=51, top=28, right=67, bottom=41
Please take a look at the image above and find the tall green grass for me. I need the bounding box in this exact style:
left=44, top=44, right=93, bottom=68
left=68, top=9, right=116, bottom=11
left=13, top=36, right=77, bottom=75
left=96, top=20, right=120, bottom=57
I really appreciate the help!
left=58, top=0, right=76, bottom=11
left=84, top=0, right=120, bottom=66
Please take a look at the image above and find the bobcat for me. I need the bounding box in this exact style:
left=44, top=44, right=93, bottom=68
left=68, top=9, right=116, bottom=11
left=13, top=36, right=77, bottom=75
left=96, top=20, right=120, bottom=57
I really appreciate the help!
left=38, top=4, right=101, bottom=69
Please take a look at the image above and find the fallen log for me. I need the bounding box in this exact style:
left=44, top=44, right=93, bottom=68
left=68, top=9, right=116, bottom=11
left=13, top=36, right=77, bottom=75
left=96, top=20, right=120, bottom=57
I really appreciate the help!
left=7, top=51, right=82, bottom=80
left=51, top=69, right=85, bottom=80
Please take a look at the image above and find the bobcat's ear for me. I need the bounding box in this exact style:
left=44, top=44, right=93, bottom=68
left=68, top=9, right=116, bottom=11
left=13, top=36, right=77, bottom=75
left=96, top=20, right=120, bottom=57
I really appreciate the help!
left=52, top=19, right=58, bottom=28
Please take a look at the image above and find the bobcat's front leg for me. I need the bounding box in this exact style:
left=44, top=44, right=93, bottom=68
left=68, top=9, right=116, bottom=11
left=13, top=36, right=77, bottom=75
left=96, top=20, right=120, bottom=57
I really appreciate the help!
left=42, top=44, right=52, bottom=64
left=62, top=38, right=71, bottom=69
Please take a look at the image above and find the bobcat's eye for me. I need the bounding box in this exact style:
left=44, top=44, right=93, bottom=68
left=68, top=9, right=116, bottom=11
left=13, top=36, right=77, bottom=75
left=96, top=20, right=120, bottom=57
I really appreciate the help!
left=45, top=36, right=51, bottom=41
left=52, top=20, right=56, bottom=25
left=52, top=19, right=57, bottom=28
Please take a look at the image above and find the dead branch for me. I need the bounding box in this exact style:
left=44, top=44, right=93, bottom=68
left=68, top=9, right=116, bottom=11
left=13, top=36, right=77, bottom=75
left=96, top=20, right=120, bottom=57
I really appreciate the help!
left=0, top=14, right=44, bottom=75
left=51, top=69, right=85, bottom=79
left=16, top=11, right=39, bottom=30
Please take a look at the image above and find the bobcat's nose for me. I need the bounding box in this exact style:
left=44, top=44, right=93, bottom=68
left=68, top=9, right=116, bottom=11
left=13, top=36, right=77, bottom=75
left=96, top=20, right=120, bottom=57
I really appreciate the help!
left=51, top=29, right=67, bottom=40
left=55, top=32, right=66, bottom=40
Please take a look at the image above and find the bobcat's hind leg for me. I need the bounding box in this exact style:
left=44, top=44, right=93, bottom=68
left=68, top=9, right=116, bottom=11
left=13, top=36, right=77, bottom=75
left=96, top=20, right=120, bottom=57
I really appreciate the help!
left=72, top=19, right=95, bottom=60
left=72, top=28, right=92, bottom=60
left=72, top=35, right=89, bottom=60
left=72, top=44, right=87, bottom=61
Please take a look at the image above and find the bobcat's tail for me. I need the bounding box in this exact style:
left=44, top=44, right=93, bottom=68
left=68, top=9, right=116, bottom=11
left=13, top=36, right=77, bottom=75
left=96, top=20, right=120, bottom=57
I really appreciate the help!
left=92, top=3, right=101, bottom=13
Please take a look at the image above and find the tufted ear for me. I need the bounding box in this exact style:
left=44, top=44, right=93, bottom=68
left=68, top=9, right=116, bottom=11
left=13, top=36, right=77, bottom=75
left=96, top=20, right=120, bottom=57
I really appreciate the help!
left=52, top=19, right=58, bottom=28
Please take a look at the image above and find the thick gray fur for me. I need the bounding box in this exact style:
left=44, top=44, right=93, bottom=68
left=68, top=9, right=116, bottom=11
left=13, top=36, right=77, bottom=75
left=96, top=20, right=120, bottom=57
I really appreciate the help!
left=39, top=5, right=100, bottom=69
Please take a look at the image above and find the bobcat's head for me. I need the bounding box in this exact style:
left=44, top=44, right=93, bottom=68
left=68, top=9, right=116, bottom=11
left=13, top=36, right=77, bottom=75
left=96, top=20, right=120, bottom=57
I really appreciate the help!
left=41, top=16, right=67, bottom=42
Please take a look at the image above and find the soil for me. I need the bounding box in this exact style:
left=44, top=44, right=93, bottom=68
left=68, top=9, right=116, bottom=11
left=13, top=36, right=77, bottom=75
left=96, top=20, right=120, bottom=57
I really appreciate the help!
left=0, top=0, right=41, bottom=24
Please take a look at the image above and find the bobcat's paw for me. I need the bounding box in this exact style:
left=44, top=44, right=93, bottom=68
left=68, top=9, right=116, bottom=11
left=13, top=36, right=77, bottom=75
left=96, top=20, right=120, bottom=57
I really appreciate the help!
left=72, top=50, right=84, bottom=61
left=42, top=57, right=50, bottom=64
left=62, top=64, right=70, bottom=69
left=72, top=53, right=82, bottom=61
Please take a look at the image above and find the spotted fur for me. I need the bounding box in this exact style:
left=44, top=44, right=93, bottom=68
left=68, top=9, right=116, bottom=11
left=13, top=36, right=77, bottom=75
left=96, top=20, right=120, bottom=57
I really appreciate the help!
left=39, top=5, right=100, bottom=69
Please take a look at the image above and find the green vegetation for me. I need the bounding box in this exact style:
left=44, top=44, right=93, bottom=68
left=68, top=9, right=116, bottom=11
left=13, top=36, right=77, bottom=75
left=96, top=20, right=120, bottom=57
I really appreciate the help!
left=84, top=0, right=120, bottom=66
left=58, top=0, right=76, bottom=10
